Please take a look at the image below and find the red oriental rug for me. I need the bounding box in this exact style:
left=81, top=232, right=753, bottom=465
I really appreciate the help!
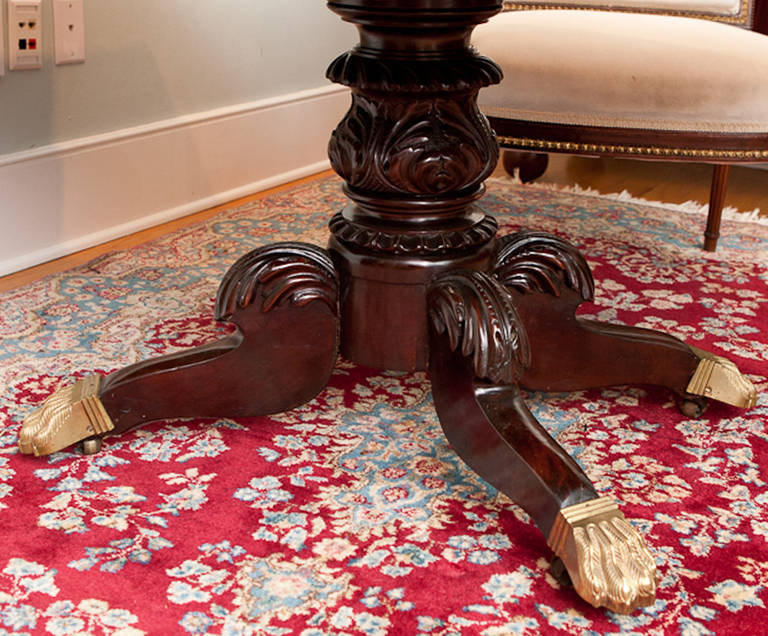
left=1, top=175, right=767, bottom=635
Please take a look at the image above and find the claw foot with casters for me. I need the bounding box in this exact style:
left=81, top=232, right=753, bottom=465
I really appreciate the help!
left=491, top=231, right=757, bottom=413
left=18, top=0, right=758, bottom=616
left=19, top=242, right=340, bottom=457
left=428, top=270, right=657, bottom=613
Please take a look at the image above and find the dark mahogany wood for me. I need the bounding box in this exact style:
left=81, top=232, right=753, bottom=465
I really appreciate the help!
left=326, top=0, right=504, bottom=371
left=428, top=270, right=597, bottom=537
left=24, top=0, right=759, bottom=612
left=493, top=232, right=702, bottom=397
left=96, top=243, right=339, bottom=437
left=753, top=0, right=768, bottom=33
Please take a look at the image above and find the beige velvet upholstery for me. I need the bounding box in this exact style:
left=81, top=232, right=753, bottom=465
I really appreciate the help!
left=474, top=10, right=768, bottom=133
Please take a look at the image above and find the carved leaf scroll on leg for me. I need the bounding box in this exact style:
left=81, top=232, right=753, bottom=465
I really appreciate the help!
left=19, top=242, right=340, bottom=456
left=493, top=231, right=757, bottom=411
left=429, top=270, right=530, bottom=386
left=494, top=230, right=594, bottom=301
left=428, top=269, right=656, bottom=614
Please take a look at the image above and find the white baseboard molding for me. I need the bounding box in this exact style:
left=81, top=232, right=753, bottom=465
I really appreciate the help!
left=0, top=85, right=350, bottom=277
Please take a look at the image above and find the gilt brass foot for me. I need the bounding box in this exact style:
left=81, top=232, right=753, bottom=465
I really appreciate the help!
left=686, top=347, right=757, bottom=409
left=19, top=374, right=113, bottom=456
left=547, top=496, right=656, bottom=614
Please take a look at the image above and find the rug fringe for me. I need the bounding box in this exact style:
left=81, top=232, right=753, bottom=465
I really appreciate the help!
left=488, top=175, right=768, bottom=227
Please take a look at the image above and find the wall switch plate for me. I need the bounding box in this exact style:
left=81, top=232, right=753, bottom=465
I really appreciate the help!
left=53, top=0, right=85, bottom=65
left=7, top=0, right=42, bottom=70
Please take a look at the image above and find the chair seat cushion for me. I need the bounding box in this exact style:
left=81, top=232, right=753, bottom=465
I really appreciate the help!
left=474, top=11, right=768, bottom=133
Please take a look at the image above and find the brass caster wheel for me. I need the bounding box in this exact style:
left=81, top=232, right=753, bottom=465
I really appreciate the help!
left=678, top=395, right=708, bottom=418
left=550, top=556, right=572, bottom=587
left=77, top=437, right=103, bottom=455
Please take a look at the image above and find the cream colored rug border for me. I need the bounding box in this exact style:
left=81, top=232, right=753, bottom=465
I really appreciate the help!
left=488, top=175, right=768, bottom=227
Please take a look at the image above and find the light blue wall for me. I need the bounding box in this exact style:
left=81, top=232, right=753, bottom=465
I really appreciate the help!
left=0, top=0, right=356, bottom=155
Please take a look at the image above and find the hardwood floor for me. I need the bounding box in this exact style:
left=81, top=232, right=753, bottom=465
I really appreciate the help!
left=529, top=154, right=768, bottom=217
left=0, top=171, right=334, bottom=294
left=1, top=157, right=766, bottom=293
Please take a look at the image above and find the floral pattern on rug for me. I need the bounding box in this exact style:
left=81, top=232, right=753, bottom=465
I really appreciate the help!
left=1, top=177, right=767, bottom=635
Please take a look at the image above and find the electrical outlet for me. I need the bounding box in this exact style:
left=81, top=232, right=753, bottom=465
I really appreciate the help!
left=53, top=0, right=85, bottom=65
left=7, top=0, right=42, bottom=71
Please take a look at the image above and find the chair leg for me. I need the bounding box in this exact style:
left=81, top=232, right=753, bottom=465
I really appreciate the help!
left=703, top=164, right=730, bottom=251
left=502, top=150, right=549, bottom=183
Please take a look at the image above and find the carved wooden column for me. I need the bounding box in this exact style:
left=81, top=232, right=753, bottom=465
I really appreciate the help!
left=325, top=0, right=502, bottom=371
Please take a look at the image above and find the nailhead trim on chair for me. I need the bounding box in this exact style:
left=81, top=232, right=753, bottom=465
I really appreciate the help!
left=497, top=135, right=768, bottom=160
left=502, top=0, right=754, bottom=27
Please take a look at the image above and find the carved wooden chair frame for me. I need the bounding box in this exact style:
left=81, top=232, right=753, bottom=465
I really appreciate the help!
left=487, top=0, right=768, bottom=250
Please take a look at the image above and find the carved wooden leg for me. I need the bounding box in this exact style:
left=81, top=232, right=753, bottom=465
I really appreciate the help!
left=18, top=243, right=340, bottom=456
left=493, top=231, right=756, bottom=412
left=501, top=149, right=549, bottom=183
left=428, top=270, right=656, bottom=614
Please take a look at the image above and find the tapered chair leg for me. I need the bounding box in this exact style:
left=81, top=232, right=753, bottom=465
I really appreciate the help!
left=704, top=164, right=730, bottom=251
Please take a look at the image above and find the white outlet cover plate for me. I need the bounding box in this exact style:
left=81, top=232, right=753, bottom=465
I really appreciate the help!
left=8, top=0, right=43, bottom=70
left=53, top=0, right=85, bottom=65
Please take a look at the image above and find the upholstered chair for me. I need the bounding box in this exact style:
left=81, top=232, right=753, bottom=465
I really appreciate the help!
left=473, top=0, right=768, bottom=250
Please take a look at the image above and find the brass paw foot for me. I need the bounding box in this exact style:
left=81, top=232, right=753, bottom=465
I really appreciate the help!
left=686, top=347, right=757, bottom=409
left=548, top=497, right=656, bottom=614
left=18, top=374, right=113, bottom=456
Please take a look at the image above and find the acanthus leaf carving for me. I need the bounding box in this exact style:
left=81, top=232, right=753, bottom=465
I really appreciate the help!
left=215, top=242, right=339, bottom=321
left=329, top=94, right=498, bottom=196
left=428, top=270, right=531, bottom=385
left=493, top=231, right=595, bottom=301
left=326, top=51, right=503, bottom=93
left=329, top=212, right=497, bottom=255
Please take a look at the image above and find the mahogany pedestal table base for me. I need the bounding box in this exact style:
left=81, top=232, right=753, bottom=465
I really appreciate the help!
left=18, top=0, right=758, bottom=616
